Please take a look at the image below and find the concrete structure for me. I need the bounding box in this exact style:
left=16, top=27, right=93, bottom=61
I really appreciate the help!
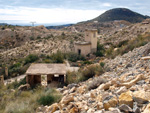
left=26, top=63, right=79, bottom=86
left=0, top=75, right=4, bottom=85
left=74, top=29, right=98, bottom=56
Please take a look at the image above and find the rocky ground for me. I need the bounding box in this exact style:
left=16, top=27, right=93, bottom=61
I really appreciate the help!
left=37, top=42, right=150, bottom=113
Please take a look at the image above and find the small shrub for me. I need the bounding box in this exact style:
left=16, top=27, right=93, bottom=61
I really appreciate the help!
left=95, top=41, right=105, bottom=57
left=37, top=89, right=62, bottom=106
left=1, top=27, right=5, bottom=30
left=37, top=36, right=41, bottom=39
left=66, top=71, right=85, bottom=84
left=24, top=54, right=39, bottom=65
left=82, top=64, right=106, bottom=80
left=65, top=52, right=85, bottom=62
left=100, top=62, right=105, bottom=68
left=38, top=94, right=55, bottom=106
left=50, top=51, right=64, bottom=63
left=30, top=37, right=34, bottom=40
left=82, top=65, right=97, bottom=79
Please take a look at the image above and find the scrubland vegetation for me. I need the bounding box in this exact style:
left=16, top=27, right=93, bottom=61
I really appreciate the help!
left=0, top=79, right=62, bottom=113
left=105, top=33, right=150, bottom=58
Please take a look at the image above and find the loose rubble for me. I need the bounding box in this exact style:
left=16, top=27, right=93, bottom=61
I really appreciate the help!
left=37, top=43, right=150, bottom=113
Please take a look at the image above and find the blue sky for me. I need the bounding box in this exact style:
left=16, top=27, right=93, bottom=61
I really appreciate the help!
left=0, top=0, right=150, bottom=25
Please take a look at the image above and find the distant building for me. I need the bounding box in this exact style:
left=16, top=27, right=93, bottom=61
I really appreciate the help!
left=74, top=29, right=98, bottom=56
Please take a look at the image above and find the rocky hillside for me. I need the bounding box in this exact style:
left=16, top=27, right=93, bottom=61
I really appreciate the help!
left=0, top=25, right=84, bottom=65
left=100, top=19, right=150, bottom=45
left=91, top=8, right=149, bottom=23
left=0, top=25, right=78, bottom=51
left=38, top=42, right=150, bottom=113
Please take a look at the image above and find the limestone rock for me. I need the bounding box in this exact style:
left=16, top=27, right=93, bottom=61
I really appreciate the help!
left=134, top=107, right=141, bottom=113
left=77, top=85, right=87, bottom=94
left=119, top=91, right=133, bottom=108
left=60, top=95, right=74, bottom=105
left=116, top=86, right=127, bottom=95
left=69, top=107, right=79, bottom=113
left=141, top=56, right=150, bottom=60
left=69, top=87, right=76, bottom=93
left=103, top=95, right=118, bottom=110
left=118, top=74, right=145, bottom=89
left=87, top=108, right=95, bottom=113
left=47, top=103, right=59, bottom=113
left=133, top=90, right=150, bottom=104
left=18, top=84, right=30, bottom=91
left=143, top=103, right=150, bottom=113
left=119, top=104, right=132, bottom=112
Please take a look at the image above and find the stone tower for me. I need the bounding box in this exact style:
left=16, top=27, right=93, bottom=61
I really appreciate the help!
left=74, top=29, right=98, bottom=56
left=85, top=29, right=98, bottom=53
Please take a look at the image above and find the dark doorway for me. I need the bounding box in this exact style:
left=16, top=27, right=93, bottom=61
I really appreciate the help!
left=78, top=49, right=81, bottom=55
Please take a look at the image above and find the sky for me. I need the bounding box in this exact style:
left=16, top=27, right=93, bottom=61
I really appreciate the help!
left=0, top=0, right=150, bottom=25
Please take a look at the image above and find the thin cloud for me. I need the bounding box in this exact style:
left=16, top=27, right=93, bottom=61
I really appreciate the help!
left=0, top=7, right=105, bottom=24
left=102, top=3, right=112, bottom=7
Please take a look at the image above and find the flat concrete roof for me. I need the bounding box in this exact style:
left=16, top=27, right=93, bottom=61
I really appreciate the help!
left=26, top=63, right=67, bottom=75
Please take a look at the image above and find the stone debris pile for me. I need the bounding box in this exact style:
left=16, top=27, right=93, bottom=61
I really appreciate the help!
left=37, top=43, right=150, bottom=113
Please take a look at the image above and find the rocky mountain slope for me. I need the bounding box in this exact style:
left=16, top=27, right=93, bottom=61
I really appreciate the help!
left=91, top=8, right=149, bottom=23
left=38, top=42, right=150, bottom=113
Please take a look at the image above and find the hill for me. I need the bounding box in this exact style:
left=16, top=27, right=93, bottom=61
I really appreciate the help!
left=46, top=24, right=74, bottom=29
left=91, top=8, right=149, bottom=23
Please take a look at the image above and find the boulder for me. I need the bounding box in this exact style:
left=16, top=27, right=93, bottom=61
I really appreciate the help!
left=118, top=104, right=132, bottom=112
left=141, top=56, right=150, bottom=60
left=18, top=84, right=30, bottom=91
left=87, top=108, right=95, bottom=113
left=69, top=87, right=76, bottom=93
left=69, top=107, right=79, bottom=113
left=143, top=103, right=150, bottom=113
left=118, top=74, right=145, bottom=88
left=77, top=85, right=87, bottom=94
left=133, top=90, right=150, bottom=104
left=116, top=86, right=127, bottom=95
left=119, top=91, right=133, bottom=108
left=133, top=107, right=141, bottom=113
left=53, top=110, right=61, bottom=113
left=47, top=103, right=59, bottom=113
left=60, top=95, right=74, bottom=105
left=96, top=94, right=102, bottom=102
left=103, top=95, right=118, bottom=110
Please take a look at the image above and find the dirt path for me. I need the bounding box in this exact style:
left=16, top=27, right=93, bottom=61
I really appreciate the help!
left=4, top=74, right=26, bottom=85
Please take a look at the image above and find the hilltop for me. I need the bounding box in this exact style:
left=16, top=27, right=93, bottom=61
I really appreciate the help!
left=91, top=8, right=149, bottom=23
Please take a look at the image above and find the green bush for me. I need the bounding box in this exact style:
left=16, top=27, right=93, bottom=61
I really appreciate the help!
left=37, top=36, right=41, bottom=39
left=95, top=41, right=105, bottom=57
left=82, top=64, right=105, bottom=79
left=37, top=89, right=62, bottom=106
left=30, top=37, right=34, bottom=40
left=50, top=51, right=64, bottom=63
left=82, top=65, right=97, bottom=79
left=9, top=62, right=22, bottom=76
left=65, top=52, right=85, bottom=62
left=37, top=94, right=55, bottom=105
left=24, top=54, right=39, bottom=65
